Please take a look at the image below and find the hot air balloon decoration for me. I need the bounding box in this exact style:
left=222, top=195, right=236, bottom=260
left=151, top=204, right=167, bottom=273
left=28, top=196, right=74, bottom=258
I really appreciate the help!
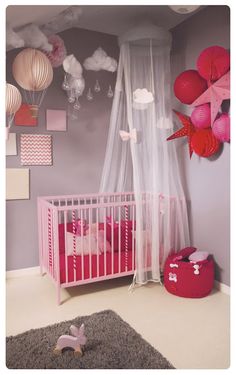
left=6, top=82, right=22, bottom=139
left=12, top=48, right=53, bottom=118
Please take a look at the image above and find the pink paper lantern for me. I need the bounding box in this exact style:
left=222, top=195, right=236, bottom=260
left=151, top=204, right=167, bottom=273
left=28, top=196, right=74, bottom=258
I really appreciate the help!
left=43, top=35, right=67, bottom=68
left=191, top=104, right=211, bottom=129
left=174, top=70, right=207, bottom=104
left=212, top=113, right=230, bottom=142
left=197, top=46, right=230, bottom=82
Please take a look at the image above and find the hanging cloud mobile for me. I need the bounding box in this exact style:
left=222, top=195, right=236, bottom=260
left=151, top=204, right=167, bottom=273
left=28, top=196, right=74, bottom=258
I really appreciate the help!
left=83, top=47, right=117, bottom=72
left=62, top=54, right=85, bottom=110
left=133, top=88, right=154, bottom=104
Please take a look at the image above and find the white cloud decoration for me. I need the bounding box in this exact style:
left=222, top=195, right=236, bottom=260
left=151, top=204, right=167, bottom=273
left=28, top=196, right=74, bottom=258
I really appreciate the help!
left=17, top=24, right=53, bottom=52
left=6, top=24, right=25, bottom=49
left=83, top=47, right=117, bottom=72
left=133, top=88, right=154, bottom=104
left=63, top=54, right=83, bottom=78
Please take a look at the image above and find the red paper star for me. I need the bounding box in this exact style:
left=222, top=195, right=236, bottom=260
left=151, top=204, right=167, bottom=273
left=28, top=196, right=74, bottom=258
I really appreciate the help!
left=167, top=110, right=196, bottom=158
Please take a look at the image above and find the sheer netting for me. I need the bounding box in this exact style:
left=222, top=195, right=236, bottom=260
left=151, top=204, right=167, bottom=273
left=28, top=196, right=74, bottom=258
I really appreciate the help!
left=100, top=25, right=190, bottom=284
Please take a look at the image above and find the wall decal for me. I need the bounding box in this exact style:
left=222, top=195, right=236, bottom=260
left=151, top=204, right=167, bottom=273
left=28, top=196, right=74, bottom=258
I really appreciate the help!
left=14, top=103, right=37, bottom=126
left=6, top=133, right=17, bottom=156
left=20, top=134, right=52, bottom=165
left=6, top=168, right=29, bottom=200
left=46, top=109, right=67, bottom=131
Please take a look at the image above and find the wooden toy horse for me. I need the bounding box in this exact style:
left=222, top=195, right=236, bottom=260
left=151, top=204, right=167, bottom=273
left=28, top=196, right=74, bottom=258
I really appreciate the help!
left=54, top=323, right=87, bottom=356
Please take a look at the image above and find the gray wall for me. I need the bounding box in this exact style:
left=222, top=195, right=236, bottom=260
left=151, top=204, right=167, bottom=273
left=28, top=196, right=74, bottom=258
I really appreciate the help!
left=6, top=27, right=119, bottom=270
left=170, top=6, right=230, bottom=285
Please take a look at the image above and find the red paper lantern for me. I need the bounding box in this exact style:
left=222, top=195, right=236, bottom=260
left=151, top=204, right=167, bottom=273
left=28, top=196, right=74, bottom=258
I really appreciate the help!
left=197, top=46, right=230, bottom=82
left=174, top=70, right=207, bottom=104
left=191, top=129, right=221, bottom=157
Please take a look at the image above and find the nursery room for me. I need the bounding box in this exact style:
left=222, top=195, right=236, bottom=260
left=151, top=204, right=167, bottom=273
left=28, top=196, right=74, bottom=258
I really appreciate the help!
left=5, top=3, right=230, bottom=370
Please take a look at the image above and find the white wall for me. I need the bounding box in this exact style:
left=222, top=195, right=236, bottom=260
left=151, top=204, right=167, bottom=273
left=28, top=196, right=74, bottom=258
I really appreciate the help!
left=171, top=6, right=230, bottom=285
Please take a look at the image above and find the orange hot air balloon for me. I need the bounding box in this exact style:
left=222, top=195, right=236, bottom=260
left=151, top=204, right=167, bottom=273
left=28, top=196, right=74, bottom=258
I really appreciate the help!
left=12, top=48, right=53, bottom=117
left=6, top=83, right=22, bottom=138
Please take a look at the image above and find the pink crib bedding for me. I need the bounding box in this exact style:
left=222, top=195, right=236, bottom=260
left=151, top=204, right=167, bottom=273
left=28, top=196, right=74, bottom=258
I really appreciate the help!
left=58, top=223, right=134, bottom=283
left=59, top=251, right=133, bottom=283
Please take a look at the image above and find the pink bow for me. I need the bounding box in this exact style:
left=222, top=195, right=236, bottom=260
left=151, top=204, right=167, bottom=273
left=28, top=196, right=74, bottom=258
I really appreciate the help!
left=119, top=128, right=137, bottom=143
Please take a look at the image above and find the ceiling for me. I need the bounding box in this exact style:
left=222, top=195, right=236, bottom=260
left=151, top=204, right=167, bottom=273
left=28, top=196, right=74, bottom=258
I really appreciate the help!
left=6, top=5, right=203, bottom=36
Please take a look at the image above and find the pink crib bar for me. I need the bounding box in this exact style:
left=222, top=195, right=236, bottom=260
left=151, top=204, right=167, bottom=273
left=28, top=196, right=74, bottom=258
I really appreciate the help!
left=37, top=192, right=186, bottom=304
left=37, top=192, right=137, bottom=304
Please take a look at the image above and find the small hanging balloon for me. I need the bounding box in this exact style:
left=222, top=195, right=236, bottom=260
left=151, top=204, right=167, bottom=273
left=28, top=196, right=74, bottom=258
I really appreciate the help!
left=6, top=83, right=22, bottom=138
left=94, top=79, right=101, bottom=92
left=86, top=88, right=93, bottom=101
left=107, top=85, right=113, bottom=98
left=12, top=48, right=53, bottom=118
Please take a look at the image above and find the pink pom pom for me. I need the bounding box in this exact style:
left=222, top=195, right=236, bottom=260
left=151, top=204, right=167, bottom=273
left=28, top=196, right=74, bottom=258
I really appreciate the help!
left=191, top=104, right=211, bottom=129
left=43, top=35, right=67, bottom=68
left=212, top=113, right=230, bottom=142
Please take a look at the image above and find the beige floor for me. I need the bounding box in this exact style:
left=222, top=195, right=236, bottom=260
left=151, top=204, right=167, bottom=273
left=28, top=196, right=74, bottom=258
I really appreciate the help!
left=6, top=273, right=230, bottom=369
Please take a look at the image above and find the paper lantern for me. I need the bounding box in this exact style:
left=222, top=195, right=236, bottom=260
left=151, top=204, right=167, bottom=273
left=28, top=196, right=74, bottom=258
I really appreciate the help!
left=191, top=129, right=221, bottom=157
left=6, top=83, right=22, bottom=138
left=12, top=48, right=53, bottom=91
left=174, top=70, right=207, bottom=104
left=12, top=48, right=53, bottom=117
left=43, top=34, right=67, bottom=68
left=6, top=83, right=22, bottom=114
left=191, top=104, right=211, bottom=129
left=197, top=46, right=230, bottom=82
left=212, top=113, right=230, bottom=142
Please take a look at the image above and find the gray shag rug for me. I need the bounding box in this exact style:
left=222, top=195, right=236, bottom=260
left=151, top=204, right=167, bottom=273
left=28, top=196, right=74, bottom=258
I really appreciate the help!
left=6, top=309, right=174, bottom=369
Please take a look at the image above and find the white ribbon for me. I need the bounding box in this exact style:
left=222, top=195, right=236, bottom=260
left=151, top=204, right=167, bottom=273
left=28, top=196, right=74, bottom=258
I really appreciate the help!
left=168, top=272, right=177, bottom=282
left=119, top=128, right=137, bottom=143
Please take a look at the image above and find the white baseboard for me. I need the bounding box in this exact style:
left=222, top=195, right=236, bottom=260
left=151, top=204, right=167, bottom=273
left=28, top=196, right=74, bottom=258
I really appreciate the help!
left=214, top=280, right=230, bottom=295
left=6, top=266, right=40, bottom=279
left=5, top=267, right=231, bottom=296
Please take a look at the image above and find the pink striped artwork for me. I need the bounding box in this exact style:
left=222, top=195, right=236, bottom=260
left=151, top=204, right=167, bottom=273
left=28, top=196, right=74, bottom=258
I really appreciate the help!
left=20, top=134, right=52, bottom=166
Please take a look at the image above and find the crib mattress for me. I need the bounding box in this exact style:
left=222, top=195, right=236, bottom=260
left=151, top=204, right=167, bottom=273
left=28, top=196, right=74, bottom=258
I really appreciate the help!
left=59, top=250, right=133, bottom=284
left=58, top=222, right=134, bottom=283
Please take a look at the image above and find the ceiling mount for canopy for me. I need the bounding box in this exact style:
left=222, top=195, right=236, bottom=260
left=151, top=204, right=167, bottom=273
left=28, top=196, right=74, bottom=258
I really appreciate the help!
left=118, top=23, right=172, bottom=47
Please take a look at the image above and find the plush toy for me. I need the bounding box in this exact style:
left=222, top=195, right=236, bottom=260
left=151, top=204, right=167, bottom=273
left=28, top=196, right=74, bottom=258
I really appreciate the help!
left=212, top=113, right=230, bottom=142
left=197, top=45, right=230, bottom=82
left=189, top=251, right=209, bottom=262
left=174, top=70, right=207, bottom=104
left=190, top=104, right=211, bottom=129
left=75, top=219, right=89, bottom=236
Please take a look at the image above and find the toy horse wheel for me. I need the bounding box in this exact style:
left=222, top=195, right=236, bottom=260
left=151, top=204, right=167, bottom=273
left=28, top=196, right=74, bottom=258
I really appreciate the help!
left=53, top=346, right=62, bottom=355
left=74, top=347, right=83, bottom=356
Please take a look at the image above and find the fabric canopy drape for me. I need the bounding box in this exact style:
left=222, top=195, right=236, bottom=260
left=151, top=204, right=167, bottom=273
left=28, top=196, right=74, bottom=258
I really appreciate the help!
left=100, top=24, right=190, bottom=285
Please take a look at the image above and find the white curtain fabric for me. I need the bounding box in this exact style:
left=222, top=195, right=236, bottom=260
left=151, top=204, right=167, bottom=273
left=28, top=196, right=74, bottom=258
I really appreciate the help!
left=100, top=27, right=190, bottom=284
